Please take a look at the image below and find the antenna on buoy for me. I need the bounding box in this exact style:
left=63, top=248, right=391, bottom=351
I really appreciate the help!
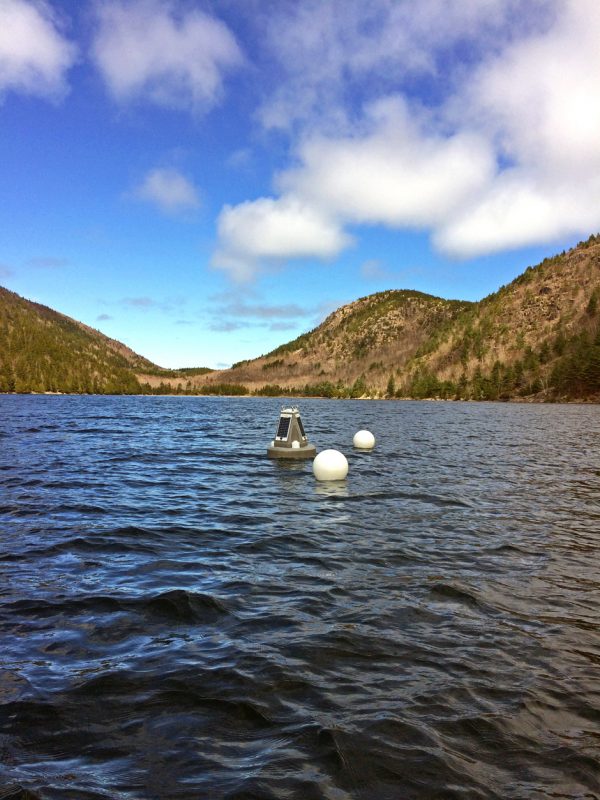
left=267, top=406, right=317, bottom=459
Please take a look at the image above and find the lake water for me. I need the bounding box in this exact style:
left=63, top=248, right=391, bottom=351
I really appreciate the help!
left=1, top=395, right=599, bottom=799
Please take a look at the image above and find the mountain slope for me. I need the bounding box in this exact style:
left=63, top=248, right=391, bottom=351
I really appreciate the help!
left=2, top=235, right=599, bottom=399
left=0, top=287, right=211, bottom=394
left=402, top=235, right=600, bottom=399
left=215, top=290, right=473, bottom=395
left=208, top=235, right=600, bottom=400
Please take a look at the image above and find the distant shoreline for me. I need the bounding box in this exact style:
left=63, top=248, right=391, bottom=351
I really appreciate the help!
left=1, top=392, right=598, bottom=404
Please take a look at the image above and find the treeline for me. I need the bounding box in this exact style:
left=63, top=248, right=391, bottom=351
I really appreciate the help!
left=142, top=382, right=250, bottom=396
left=139, top=365, right=213, bottom=378
left=549, top=327, right=600, bottom=397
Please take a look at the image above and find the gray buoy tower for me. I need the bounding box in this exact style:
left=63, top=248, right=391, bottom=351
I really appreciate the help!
left=267, top=406, right=317, bottom=459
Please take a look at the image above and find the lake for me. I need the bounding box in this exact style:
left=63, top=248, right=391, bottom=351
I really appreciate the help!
left=1, top=395, right=599, bottom=799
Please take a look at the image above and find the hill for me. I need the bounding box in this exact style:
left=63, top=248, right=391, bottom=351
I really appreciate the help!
left=0, top=287, right=212, bottom=394
left=205, top=235, right=600, bottom=401
left=2, top=235, right=600, bottom=400
left=215, top=290, right=473, bottom=396
left=403, top=235, right=600, bottom=400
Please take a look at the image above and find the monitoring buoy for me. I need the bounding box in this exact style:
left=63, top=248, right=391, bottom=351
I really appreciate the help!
left=353, top=430, right=375, bottom=449
left=267, top=406, right=317, bottom=459
left=313, top=449, right=348, bottom=481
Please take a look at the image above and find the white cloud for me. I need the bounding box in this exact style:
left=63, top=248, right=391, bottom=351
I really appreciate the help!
left=0, top=0, right=76, bottom=100
left=133, top=167, right=201, bottom=214
left=457, top=0, right=600, bottom=173
left=278, top=97, right=496, bottom=229
left=437, top=0, right=600, bottom=256
left=215, top=0, right=600, bottom=274
left=92, top=0, right=243, bottom=112
left=210, top=0, right=600, bottom=281
left=212, top=98, right=494, bottom=280
left=434, top=172, right=595, bottom=256
left=212, top=196, right=352, bottom=282
left=255, top=0, right=554, bottom=132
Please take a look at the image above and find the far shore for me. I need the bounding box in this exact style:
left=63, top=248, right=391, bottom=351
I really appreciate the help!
left=1, top=391, right=598, bottom=404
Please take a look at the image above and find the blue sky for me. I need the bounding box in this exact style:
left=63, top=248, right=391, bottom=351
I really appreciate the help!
left=1, top=0, right=599, bottom=369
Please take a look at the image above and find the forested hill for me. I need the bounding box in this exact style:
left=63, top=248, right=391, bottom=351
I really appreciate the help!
left=206, top=234, right=600, bottom=401
left=402, top=236, right=600, bottom=400
left=0, top=287, right=211, bottom=394
left=220, top=290, right=474, bottom=395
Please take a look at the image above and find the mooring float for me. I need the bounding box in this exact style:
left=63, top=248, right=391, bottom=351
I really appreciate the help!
left=353, top=429, right=375, bottom=449
left=267, top=406, right=317, bottom=459
left=313, top=449, right=349, bottom=481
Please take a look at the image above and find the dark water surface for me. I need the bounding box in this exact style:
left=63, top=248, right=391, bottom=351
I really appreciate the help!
left=1, top=396, right=599, bottom=800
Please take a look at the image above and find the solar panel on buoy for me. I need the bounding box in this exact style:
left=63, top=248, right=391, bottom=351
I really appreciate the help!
left=267, top=407, right=317, bottom=459
left=275, top=416, right=291, bottom=440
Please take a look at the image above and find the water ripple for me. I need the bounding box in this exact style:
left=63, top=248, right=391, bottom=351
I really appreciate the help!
left=1, top=396, right=599, bottom=799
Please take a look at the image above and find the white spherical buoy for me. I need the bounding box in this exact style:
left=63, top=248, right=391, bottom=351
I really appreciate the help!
left=353, top=430, right=375, bottom=450
left=313, top=449, right=349, bottom=481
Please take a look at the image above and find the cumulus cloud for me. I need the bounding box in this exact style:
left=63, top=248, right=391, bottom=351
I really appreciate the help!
left=435, top=171, right=600, bottom=257
left=456, top=1, right=600, bottom=173
left=437, top=0, right=600, bottom=255
left=278, top=97, right=496, bottom=229
left=212, top=196, right=352, bottom=281
left=255, top=0, right=553, bottom=132
left=212, top=98, right=494, bottom=280
left=214, top=0, right=600, bottom=273
left=133, top=167, right=201, bottom=214
left=91, top=0, right=243, bottom=112
left=0, top=0, right=76, bottom=100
